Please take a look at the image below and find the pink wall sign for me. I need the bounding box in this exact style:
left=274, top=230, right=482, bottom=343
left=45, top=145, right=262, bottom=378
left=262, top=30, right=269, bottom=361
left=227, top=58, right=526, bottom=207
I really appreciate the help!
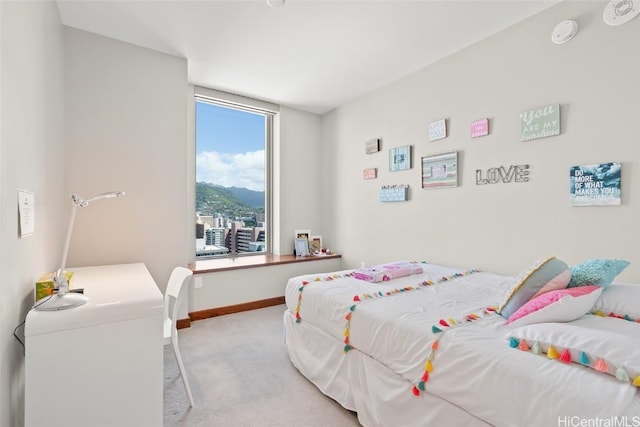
left=470, top=118, right=489, bottom=138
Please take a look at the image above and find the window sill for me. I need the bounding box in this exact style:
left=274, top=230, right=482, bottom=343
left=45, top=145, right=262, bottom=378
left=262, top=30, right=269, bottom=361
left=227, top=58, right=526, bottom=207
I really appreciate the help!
left=189, top=253, right=341, bottom=274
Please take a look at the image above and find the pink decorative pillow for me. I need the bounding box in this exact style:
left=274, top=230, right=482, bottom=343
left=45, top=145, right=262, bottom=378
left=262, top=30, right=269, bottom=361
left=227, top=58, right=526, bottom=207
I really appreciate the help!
left=506, top=285, right=602, bottom=326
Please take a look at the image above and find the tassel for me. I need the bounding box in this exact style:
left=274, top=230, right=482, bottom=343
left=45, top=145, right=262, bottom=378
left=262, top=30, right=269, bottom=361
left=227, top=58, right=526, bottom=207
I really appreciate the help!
left=594, top=358, right=608, bottom=372
left=448, top=318, right=457, bottom=325
left=412, top=386, right=420, bottom=396
left=431, top=340, right=439, bottom=350
left=518, top=340, right=530, bottom=351
left=633, top=376, right=640, bottom=387
left=432, top=325, right=442, bottom=333
left=296, top=318, right=301, bottom=324
left=353, top=295, right=360, bottom=302
left=592, top=310, right=606, bottom=317
left=421, top=371, right=429, bottom=382
left=531, top=341, right=541, bottom=355
left=345, top=313, right=351, bottom=320
left=559, top=349, right=572, bottom=364
left=425, top=360, right=433, bottom=373
left=344, top=329, right=349, bottom=337
left=418, top=381, right=426, bottom=391
left=509, top=337, right=520, bottom=348
left=298, top=286, right=304, bottom=292
left=344, top=337, right=349, bottom=344
left=349, top=305, right=356, bottom=312
left=344, top=344, right=352, bottom=352
left=579, top=351, right=590, bottom=365
left=547, top=345, right=559, bottom=359
left=615, top=366, right=630, bottom=382
left=624, top=315, right=632, bottom=321
left=439, top=319, right=449, bottom=327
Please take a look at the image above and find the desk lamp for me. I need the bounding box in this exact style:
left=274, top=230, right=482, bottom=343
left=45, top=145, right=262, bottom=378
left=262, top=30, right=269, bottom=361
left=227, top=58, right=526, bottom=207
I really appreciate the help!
left=35, top=191, right=125, bottom=311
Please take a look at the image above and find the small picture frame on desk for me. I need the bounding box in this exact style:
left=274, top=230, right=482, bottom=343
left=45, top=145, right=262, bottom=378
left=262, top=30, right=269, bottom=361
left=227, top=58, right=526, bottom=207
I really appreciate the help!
left=309, top=235, right=323, bottom=253
left=294, top=238, right=310, bottom=257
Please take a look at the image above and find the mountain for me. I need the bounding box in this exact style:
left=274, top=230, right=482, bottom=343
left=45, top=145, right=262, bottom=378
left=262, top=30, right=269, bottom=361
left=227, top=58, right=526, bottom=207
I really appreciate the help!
left=196, top=182, right=264, bottom=217
left=226, top=186, right=264, bottom=208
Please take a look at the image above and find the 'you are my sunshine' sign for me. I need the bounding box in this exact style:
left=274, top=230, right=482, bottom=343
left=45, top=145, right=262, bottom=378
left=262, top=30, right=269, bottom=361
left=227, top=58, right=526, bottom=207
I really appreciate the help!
left=520, top=103, right=560, bottom=141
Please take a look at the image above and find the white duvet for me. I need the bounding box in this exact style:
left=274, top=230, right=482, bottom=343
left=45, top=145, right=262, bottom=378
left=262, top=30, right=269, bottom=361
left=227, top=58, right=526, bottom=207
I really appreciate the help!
left=285, top=263, right=640, bottom=426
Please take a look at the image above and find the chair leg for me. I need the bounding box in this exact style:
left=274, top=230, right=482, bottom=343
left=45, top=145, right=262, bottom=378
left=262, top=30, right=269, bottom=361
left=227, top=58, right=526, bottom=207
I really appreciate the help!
left=171, top=338, right=195, bottom=407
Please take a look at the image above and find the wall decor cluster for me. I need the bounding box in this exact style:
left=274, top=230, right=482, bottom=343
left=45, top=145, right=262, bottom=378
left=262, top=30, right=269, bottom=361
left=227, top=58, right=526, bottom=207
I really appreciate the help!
left=470, top=118, right=489, bottom=138
left=365, top=138, right=380, bottom=154
left=476, top=164, right=530, bottom=185
left=421, top=151, right=458, bottom=189
left=520, top=103, right=560, bottom=141
left=428, top=118, right=447, bottom=141
left=570, top=162, right=621, bottom=206
left=389, top=145, right=412, bottom=172
left=379, top=185, right=409, bottom=202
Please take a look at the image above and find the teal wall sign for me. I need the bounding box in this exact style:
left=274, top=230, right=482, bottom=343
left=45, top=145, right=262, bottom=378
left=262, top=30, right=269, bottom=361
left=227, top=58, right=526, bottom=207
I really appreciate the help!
left=520, top=103, right=560, bottom=141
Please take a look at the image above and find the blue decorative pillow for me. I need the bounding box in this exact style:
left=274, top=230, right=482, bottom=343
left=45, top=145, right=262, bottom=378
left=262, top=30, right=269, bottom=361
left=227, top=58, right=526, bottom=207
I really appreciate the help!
left=567, top=259, right=630, bottom=288
left=497, top=256, right=571, bottom=319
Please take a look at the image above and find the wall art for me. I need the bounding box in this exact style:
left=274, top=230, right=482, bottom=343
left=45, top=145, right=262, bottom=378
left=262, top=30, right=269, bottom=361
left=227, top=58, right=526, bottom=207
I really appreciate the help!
left=470, top=118, right=489, bottom=138
left=379, top=185, right=409, bottom=202
left=363, top=168, right=377, bottom=180
left=421, top=151, right=458, bottom=189
left=389, top=145, right=411, bottom=172
left=476, top=165, right=530, bottom=185
left=520, top=104, right=560, bottom=141
left=365, top=138, right=380, bottom=154
left=428, top=118, right=447, bottom=141
left=570, top=162, right=621, bottom=206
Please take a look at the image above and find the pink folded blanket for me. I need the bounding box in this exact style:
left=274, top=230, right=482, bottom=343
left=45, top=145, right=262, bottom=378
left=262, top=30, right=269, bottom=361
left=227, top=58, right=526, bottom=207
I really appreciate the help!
left=352, top=261, right=424, bottom=283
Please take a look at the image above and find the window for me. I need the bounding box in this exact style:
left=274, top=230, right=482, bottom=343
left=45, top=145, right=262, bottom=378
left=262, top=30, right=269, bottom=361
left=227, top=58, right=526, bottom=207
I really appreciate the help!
left=194, top=88, right=276, bottom=258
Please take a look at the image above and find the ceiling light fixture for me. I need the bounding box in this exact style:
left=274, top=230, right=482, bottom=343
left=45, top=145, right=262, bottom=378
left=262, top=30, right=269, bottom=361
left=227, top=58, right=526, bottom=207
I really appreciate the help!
left=603, top=0, right=640, bottom=25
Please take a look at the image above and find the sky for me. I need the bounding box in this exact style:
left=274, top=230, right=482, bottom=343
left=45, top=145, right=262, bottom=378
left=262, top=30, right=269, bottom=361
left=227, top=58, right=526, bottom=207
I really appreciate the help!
left=195, top=101, right=265, bottom=192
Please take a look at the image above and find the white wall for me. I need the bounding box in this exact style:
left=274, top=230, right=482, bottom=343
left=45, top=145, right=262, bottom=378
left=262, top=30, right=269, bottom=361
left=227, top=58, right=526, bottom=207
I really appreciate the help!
left=0, top=2, right=66, bottom=426
left=322, top=1, right=640, bottom=281
left=63, top=28, right=189, bottom=289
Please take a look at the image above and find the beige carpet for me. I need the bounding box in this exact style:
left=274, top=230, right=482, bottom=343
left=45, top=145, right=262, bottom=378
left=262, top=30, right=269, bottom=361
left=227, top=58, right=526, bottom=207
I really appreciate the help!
left=163, top=304, right=361, bottom=426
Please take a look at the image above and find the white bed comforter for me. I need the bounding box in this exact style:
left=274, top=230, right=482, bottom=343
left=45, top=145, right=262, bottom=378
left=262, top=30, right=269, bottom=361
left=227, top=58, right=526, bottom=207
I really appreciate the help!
left=285, top=263, right=640, bottom=426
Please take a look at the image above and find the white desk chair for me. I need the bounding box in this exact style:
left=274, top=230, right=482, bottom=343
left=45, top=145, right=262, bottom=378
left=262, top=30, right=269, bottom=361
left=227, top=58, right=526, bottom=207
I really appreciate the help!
left=164, top=266, right=195, bottom=407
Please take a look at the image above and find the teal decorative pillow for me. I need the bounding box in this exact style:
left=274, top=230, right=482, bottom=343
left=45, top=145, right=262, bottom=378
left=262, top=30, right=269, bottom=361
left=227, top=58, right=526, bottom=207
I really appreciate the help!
left=497, top=256, right=571, bottom=319
left=567, top=259, right=630, bottom=288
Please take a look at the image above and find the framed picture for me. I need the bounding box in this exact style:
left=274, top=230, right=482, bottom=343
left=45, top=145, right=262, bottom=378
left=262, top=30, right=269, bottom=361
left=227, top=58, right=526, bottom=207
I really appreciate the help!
left=365, top=138, right=380, bottom=154
left=428, top=118, right=447, bottom=141
left=389, top=145, right=411, bottom=172
left=363, top=168, right=377, bottom=180
left=294, top=229, right=310, bottom=241
left=309, top=235, right=323, bottom=253
left=520, top=103, right=560, bottom=141
left=421, top=151, right=458, bottom=189
left=570, top=162, right=621, bottom=206
left=295, top=238, right=310, bottom=257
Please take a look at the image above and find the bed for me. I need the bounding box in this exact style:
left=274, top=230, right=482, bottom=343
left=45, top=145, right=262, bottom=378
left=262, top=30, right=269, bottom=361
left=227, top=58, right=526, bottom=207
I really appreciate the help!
left=283, top=259, right=640, bottom=426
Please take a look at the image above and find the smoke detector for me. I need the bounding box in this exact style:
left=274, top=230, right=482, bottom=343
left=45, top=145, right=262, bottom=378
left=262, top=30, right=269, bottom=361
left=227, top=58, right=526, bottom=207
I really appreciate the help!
left=551, top=20, right=579, bottom=44
left=603, top=0, right=640, bottom=26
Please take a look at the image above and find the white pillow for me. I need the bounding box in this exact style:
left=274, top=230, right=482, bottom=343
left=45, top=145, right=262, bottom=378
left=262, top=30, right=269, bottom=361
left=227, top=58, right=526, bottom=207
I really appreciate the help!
left=592, top=283, right=640, bottom=319
left=506, top=286, right=602, bottom=327
left=506, top=316, right=640, bottom=384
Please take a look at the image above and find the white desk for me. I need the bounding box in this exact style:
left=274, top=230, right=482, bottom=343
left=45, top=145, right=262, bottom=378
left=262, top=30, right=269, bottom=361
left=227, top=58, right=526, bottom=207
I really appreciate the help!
left=25, top=263, right=164, bottom=427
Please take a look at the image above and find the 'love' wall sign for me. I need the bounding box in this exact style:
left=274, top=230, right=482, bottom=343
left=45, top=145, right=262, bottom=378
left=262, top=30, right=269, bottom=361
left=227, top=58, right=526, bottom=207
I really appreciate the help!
left=476, top=165, right=530, bottom=185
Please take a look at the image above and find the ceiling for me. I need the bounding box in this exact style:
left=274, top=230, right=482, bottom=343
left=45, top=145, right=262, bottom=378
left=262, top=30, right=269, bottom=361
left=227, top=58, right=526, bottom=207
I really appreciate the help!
left=56, top=0, right=560, bottom=115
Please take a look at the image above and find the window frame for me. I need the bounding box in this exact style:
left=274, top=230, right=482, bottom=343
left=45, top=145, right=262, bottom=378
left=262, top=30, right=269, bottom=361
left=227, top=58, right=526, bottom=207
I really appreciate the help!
left=193, top=87, right=277, bottom=259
